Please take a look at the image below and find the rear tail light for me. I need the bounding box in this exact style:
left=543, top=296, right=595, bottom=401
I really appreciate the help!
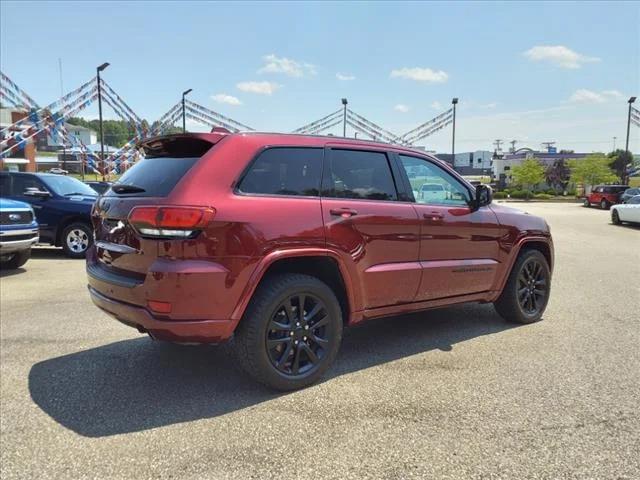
left=128, top=206, right=215, bottom=238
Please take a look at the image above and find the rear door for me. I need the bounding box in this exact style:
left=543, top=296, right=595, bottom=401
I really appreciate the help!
left=321, top=147, right=420, bottom=309
left=394, top=154, right=502, bottom=301
left=91, top=137, right=214, bottom=281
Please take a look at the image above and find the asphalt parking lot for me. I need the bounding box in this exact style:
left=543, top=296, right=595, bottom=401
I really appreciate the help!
left=1, top=202, right=638, bottom=479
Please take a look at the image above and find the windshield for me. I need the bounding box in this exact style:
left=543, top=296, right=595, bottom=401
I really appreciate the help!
left=41, top=175, right=97, bottom=196
left=107, top=157, right=199, bottom=197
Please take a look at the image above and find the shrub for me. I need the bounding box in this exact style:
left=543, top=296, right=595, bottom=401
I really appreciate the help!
left=534, top=193, right=553, bottom=200
left=492, top=191, right=507, bottom=199
left=510, top=190, right=530, bottom=199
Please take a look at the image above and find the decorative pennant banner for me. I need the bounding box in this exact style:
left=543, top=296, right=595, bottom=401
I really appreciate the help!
left=401, top=108, right=453, bottom=142
left=347, top=109, right=405, bottom=145
left=292, top=109, right=342, bottom=134
left=185, top=99, right=254, bottom=131
left=0, top=71, right=40, bottom=108
left=304, top=112, right=344, bottom=135
left=100, top=79, right=144, bottom=126
left=184, top=104, right=243, bottom=133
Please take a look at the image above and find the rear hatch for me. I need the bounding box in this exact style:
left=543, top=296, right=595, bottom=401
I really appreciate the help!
left=90, top=135, right=220, bottom=283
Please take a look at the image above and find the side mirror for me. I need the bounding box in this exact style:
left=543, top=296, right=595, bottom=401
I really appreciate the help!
left=474, top=184, right=492, bottom=209
left=23, top=187, right=51, bottom=199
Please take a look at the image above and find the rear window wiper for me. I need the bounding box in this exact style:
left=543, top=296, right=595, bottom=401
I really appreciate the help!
left=111, top=184, right=146, bottom=194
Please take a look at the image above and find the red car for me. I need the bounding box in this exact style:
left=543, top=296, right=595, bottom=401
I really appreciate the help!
left=583, top=185, right=629, bottom=209
left=87, top=132, right=553, bottom=390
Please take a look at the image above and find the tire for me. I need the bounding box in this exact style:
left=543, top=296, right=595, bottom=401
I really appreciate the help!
left=611, top=210, right=621, bottom=225
left=600, top=199, right=609, bottom=210
left=0, top=249, right=31, bottom=269
left=61, top=222, right=93, bottom=259
left=234, top=273, right=343, bottom=391
left=494, top=249, right=551, bottom=324
left=583, top=198, right=590, bottom=207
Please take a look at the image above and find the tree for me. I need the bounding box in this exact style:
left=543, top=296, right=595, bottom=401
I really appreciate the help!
left=568, top=153, right=618, bottom=190
left=511, top=158, right=545, bottom=200
left=545, top=159, right=571, bottom=194
left=607, top=149, right=633, bottom=183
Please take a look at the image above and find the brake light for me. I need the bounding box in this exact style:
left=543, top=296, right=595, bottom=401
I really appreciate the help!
left=128, top=206, right=215, bottom=238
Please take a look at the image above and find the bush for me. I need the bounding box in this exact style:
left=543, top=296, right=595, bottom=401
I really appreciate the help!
left=534, top=193, right=553, bottom=200
left=510, top=189, right=530, bottom=199
left=493, top=191, right=507, bottom=199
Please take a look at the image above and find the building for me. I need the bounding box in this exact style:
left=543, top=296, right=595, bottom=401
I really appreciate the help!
left=435, top=151, right=493, bottom=176
left=492, top=147, right=589, bottom=189
left=0, top=107, right=36, bottom=172
left=37, top=122, right=97, bottom=151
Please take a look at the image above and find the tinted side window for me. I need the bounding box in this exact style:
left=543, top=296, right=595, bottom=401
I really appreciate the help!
left=238, top=148, right=322, bottom=196
left=399, top=155, right=471, bottom=206
left=629, top=196, right=640, bottom=205
left=0, top=175, right=11, bottom=196
left=323, top=149, right=397, bottom=201
left=12, top=175, right=46, bottom=195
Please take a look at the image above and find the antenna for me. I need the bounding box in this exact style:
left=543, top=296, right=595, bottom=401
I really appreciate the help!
left=493, top=139, right=503, bottom=151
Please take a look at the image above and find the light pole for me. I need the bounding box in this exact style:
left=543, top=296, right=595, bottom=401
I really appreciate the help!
left=341, top=98, right=348, bottom=137
left=613, top=136, right=617, bottom=152
left=182, top=89, right=193, bottom=133
left=96, top=62, right=109, bottom=180
left=451, top=98, right=459, bottom=160
left=624, top=97, right=636, bottom=185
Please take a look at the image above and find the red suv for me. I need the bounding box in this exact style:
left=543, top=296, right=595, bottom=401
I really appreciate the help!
left=87, top=132, right=553, bottom=390
left=583, top=185, right=629, bottom=209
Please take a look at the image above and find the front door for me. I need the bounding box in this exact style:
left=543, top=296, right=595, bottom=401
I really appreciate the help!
left=321, top=147, right=421, bottom=310
left=395, top=154, right=502, bottom=301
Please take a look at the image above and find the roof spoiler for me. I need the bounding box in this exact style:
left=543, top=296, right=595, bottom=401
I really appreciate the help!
left=210, top=127, right=232, bottom=134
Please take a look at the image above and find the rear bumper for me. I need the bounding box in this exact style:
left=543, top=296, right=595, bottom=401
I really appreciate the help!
left=88, top=286, right=236, bottom=343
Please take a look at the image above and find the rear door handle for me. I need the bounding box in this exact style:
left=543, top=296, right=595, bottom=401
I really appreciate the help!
left=330, top=208, right=358, bottom=218
left=423, top=212, right=445, bottom=221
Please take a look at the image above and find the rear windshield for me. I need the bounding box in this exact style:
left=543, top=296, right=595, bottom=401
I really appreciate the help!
left=107, top=157, right=199, bottom=197
left=107, top=136, right=215, bottom=197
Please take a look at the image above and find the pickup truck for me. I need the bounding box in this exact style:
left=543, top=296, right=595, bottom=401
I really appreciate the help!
left=0, top=198, right=39, bottom=269
left=0, top=172, right=97, bottom=258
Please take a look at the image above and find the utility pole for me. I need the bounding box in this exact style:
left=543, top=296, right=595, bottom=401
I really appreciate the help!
left=541, top=141, right=556, bottom=153
left=341, top=98, right=348, bottom=137
left=493, top=139, right=503, bottom=153
left=451, top=98, right=458, bottom=160
left=509, top=140, right=517, bottom=153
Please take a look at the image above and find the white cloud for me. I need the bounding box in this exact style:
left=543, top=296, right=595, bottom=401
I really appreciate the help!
left=390, top=67, right=448, bottom=83
left=258, top=54, right=316, bottom=77
left=482, top=102, right=498, bottom=109
left=211, top=93, right=242, bottom=106
left=523, top=45, right=600, bottom=69
left=394, top=104, right=410, bottom=113
left=236, top=81, right=281, bottom=95
left=431, top=101, right=443, bottom=110
left=569, top=89, right=624, bottom=104
left=336, top=72, right=355, bottom=81
left=602, top=89, right=623, bottom=99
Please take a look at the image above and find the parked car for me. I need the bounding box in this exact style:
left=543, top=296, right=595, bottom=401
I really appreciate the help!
left=611, top=195, right=640, bottom=225
left=583, top=185, right=629, bottom=209
left=0, top=198, right=39, bottom=269
left=85, top=181, right=113, bottom=195
left=87, top=132, right=554, bottom=390
left=620, top=187, right=640, bottom=203
left=0, top=172, right=97, bottom=258
left=48, top=168, right=68, bottom=175
left=419, top=183, right=446, bottom=202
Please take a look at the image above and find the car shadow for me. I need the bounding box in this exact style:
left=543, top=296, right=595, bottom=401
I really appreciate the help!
left=30, top=247, right=68, bottom=259
left=29, top=303, right=517, bottom=437
left=0, top=267, right=27, bottom=278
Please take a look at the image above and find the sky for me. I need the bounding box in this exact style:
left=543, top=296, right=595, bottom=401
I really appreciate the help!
left=1, top=1, right=638, bottom=153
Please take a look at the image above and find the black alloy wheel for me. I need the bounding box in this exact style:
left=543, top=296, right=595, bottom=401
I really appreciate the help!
left=516, top=258, right=548, bottom=317
left=266, top=293, right=330, bottom=376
